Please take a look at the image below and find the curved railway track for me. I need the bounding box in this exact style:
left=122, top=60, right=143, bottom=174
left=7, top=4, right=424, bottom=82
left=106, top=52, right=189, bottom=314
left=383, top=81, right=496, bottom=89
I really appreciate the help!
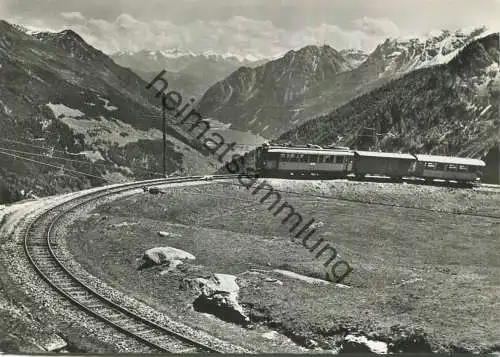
left=14, top=174, right=499, bottom=352
left=21, top=175, right=238, bottom=353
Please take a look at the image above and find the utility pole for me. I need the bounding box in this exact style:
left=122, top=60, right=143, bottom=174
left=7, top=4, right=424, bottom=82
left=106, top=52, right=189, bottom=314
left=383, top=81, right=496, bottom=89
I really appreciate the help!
left=162, top=95, right=167, bottom=178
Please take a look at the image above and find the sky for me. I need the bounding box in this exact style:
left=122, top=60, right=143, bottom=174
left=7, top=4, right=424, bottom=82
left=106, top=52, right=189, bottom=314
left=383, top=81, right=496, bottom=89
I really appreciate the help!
left=2, top=0, right=499, bottom=59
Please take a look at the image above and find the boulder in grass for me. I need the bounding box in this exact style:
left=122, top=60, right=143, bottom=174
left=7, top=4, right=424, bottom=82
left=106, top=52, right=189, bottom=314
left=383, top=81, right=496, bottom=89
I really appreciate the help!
left=342, top=334, right=388, bottom=354
left=140, top=247, right=195, bottom=270
left=190, top=274, right=250, bottom=326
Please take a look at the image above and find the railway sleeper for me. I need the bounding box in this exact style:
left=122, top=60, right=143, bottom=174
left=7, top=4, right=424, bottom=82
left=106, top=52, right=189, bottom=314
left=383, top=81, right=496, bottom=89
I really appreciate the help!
left=37, top=265, right=63, bottom=274
left=68, top=293, right=92, bottom=301
left=126, top=324, right=152, bottom=333
left=60, top=286, right=86, bottom=295
left=84, top=302, right=108, bottom=310
left=86, top=306, right=119, bottom=316
left=27, top=242, right=54, bottom=246
left=175, top=347, right=201, bottom=354
left=101, top=310, right=132, bottom=321
left=38, top=268, right=64, bottom=277
left=110, top=316, right=135, bottom=325
left=29, top=251, right=53, bottom=258
left=154, top=338, right=199, bottom=353
left=54, top=280, right=81, bottom=289
left=137, top=328, right=167, bottom=339
left=50, top=276, right=74, bottom=284
left=29, top=246, right=50, bottom=252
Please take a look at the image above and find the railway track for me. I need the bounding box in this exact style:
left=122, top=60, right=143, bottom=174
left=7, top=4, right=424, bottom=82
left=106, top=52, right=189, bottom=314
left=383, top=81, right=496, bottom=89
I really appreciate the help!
left=21, top=175, right=239, bottom=353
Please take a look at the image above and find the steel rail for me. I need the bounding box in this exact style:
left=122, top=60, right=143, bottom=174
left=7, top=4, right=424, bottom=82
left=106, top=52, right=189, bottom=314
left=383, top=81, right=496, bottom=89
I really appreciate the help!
left=23, top=175, right=238, bottom=353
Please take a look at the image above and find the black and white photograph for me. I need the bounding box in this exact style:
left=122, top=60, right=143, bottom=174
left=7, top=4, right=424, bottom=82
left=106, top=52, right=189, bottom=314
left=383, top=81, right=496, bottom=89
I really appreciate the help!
left=0, top=0, right=499, bottom=354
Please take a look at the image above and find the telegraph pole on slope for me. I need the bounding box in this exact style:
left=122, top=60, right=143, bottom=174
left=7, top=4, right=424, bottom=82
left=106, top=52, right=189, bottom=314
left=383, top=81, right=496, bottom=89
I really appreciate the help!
left=162, top=95, right=167, bottom=178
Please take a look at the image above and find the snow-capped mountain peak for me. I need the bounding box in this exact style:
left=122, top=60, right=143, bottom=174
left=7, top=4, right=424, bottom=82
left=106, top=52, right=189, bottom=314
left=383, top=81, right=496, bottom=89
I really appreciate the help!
left=112, top=48, right=266, bottom=63
left=364, top=27, right=491, bottom=78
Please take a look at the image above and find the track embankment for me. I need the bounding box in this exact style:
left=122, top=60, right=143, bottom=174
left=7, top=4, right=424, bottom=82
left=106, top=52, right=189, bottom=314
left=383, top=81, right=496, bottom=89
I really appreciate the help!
left=0, top=176, right=250, bottom=354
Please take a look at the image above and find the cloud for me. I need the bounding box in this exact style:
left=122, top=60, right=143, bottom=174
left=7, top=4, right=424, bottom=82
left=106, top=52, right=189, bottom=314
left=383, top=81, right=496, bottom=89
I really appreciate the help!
left=7, top=13, right=405, bottom=57
left=60, top=11, right=85, bottom=21
left=353, top=16, right=400, bottom=36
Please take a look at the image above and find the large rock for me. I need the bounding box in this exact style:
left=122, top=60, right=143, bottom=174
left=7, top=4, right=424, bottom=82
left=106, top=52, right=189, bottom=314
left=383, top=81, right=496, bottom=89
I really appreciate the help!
left=188, top=274, right=250, bottom=326
left=140, top=247, right=195, bottom=270
left=341, top=334, right=388, bottom=354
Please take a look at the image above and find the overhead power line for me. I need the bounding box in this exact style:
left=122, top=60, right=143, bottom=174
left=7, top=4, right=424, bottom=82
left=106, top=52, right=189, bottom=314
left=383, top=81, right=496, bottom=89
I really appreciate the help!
left=0, top=150, right=111, bottom=182
left=0, top=142, right=164, bottom=176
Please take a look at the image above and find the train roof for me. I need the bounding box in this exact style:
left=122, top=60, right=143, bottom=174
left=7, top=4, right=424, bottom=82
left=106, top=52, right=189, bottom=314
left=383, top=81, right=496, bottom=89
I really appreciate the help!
left=266, top=147, right=354, bottom=156
left=414, top=154, right=486, bottom=167
left=354, top=151, right=415, bottom=159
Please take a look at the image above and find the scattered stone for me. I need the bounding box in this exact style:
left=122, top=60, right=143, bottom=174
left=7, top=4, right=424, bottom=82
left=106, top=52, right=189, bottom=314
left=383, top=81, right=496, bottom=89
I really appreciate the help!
left=264, top=277, right=283, bottom=285
left=262, top=331, right=280, bottom=340
left=273, top=269, right=331, bottom=285
left=307, top=339, right=319, bottom=348
left=43, top=335, right=67, bottom=352
left=157, top=231, right=181, bottom=238
left=111, top=221, right=137, bottom=228
left=310, top=221, right=325, bottom=229
left=143, top=186, right=164, bottom=195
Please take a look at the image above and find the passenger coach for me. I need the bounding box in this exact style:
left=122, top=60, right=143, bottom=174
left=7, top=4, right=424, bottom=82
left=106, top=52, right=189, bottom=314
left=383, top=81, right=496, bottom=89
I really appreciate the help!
left=258, top=145, right=354, bottom=178
left=252, top=144, right=487, bottom=186
left=352, top=151, right=415, bottom=181
left=411, top=154, right=486, bottom=184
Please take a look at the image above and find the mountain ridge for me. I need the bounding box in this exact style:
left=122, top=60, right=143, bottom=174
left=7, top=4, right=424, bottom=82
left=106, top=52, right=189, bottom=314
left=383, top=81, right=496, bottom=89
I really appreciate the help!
left=195, top=27, right=491, bottom=138
left=0, top=20, right=215, bottom=203
left=277, top=32, right=499, bottom=159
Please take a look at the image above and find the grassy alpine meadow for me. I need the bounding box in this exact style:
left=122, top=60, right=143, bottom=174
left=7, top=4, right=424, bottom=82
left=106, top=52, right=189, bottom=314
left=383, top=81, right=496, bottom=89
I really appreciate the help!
left=66, top=178, right=500, bottom=353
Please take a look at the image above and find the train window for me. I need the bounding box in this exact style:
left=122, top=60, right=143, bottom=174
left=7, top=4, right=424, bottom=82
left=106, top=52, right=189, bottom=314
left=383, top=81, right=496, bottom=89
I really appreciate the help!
left=318, top=156, right=325, bottom=163
left=458, top=165, right=468, bottom=172
left=289, top=154, right=297, bottom=162
left=436, top=163, right=445, bottom=171
left=425, top=162, right=436, bottom=169
left=335, top=156, right=344, bottom=164
left=325, top=156, right=334, bottom=163
left=447, top=164, right=457, bottom=171
left=309, top=155, right=318, bottom=162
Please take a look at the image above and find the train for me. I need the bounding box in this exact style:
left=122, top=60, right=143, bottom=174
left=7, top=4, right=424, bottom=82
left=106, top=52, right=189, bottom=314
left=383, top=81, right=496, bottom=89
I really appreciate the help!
left=239, top=144, right=486, bottom=186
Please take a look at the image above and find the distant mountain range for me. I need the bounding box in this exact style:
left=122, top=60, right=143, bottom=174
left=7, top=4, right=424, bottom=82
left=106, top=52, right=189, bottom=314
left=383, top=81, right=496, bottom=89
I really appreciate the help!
left=0, top=21, right=216, bottom=203
left=278, top=32, right=499, bottom=159
left=0, top=20, right=498, bottom=202
left=111, top=50, right=268, bottom=99
left=195, top=27, right=492, bottom=138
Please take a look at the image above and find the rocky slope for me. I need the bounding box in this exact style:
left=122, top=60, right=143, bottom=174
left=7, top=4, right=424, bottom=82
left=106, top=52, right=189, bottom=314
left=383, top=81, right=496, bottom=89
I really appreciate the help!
left=196, top=28, right=491, bottom=139
left=339, top=49, right=368, bottom=70
left=0, top=21, right=214, bottom=203
left=278, top=32, right=500, bottom=158
left=196, top=45, right=352, bottom=137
